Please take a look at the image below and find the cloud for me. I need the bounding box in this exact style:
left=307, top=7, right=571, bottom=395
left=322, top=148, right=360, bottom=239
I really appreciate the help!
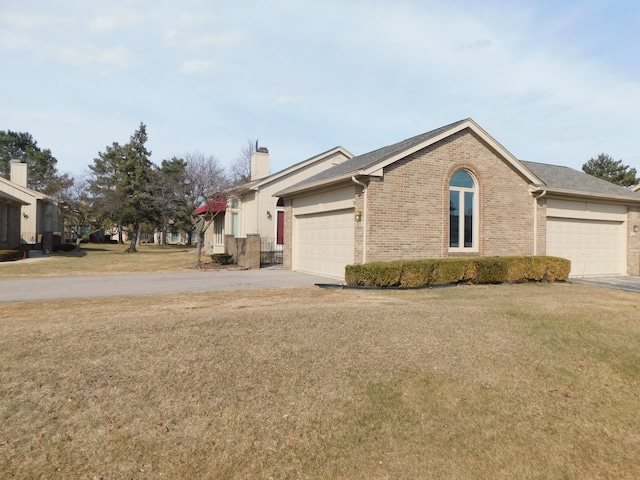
left=88, top=9, right=144, bottom=32
left=275, top=94, right=304, bottom=105
left=54, top=44, right=137, bottom=71
left=181, top=58, right=216, bottom=74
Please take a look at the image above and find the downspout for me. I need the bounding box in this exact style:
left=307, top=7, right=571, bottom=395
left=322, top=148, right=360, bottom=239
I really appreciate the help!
left=352, top=176, right=367, bottom=263
left=532, top=189, right=547, bottom=255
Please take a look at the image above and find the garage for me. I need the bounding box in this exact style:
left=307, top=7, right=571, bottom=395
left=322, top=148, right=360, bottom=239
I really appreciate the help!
left=546, top=199, right=626, bottom=277
left=294, top=208, right=354, bottom=279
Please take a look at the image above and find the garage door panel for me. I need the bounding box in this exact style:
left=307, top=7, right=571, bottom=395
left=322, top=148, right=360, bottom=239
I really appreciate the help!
left=547, top=217, right=624, bottom=276
left=294, top=209, right=354, bottom=279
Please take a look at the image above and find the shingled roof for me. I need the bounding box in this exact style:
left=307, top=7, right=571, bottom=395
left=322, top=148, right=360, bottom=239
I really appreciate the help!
left=275, top=119, right=640, bottom=204
left=276, top=119, right=471, bottom=195
left=522, top=161, right=640, bottom=200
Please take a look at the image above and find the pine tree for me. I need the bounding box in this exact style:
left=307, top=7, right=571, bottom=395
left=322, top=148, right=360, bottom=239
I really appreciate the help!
left=582, top=153, right=638, bottom=187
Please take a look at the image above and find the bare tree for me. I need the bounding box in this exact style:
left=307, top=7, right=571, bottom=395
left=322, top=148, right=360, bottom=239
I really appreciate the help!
left=59, top=175, right=109, bottom=248
left=184, top=152, right=231, bottom=269
left=230, top=138, right=256, bottom=185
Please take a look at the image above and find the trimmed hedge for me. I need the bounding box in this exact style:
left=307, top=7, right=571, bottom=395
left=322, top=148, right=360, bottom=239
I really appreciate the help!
left=211, top=253, right=234, bottom=265
left=345, top=256, right=570, bottom=288
left=0, top=250, right=23, bottom=262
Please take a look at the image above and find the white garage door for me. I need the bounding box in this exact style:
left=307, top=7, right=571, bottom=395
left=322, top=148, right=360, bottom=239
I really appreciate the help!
left=294, top=209, right=354, bottom=279
left=547, top=217, right=625, bottom=276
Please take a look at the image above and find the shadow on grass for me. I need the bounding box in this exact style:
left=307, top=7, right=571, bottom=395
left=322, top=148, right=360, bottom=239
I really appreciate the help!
left=51, top=249, right=88, bottom=258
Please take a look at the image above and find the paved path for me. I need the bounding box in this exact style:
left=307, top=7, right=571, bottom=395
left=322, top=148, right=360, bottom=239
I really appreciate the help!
left=568, top=275, right=640, bottom=294
left=0, top=268, right=341, bottom=302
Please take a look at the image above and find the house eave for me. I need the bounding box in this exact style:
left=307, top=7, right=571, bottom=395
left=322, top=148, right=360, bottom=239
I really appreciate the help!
left=359, top=118, right=542, bottom=184
left=251, top=146, right=355, bottom=192
left=276, top=172, right=363, bottom=198
left=531, top=186, right=640, bottom=205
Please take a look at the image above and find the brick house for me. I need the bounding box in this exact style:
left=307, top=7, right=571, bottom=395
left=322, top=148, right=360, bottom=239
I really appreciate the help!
left=276, top=119, right=640, bottom=279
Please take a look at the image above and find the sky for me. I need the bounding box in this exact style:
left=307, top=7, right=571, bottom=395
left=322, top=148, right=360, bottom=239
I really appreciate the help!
left=1, top=0, right=639, bottom=178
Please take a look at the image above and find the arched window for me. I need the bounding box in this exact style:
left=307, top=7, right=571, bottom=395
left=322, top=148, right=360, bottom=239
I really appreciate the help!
left=449, top=170, right=476, bottom=249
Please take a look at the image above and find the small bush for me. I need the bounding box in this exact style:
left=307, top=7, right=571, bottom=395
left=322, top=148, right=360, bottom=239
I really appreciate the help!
left=0, top=250, right=22, bottom=262
left=53, top=243, right=76, bottom=252
left=211, top=253, right=234, bottom=265
left=345, top=256, right=571, bottom=288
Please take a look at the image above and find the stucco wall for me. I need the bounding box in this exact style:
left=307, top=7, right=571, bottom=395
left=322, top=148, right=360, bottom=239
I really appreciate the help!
left=360, top=130, right=536, bottom=262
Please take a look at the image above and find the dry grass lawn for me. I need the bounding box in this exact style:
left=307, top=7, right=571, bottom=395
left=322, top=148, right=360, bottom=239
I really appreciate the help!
left=0, top=243, right=202, bottom=278
left=1, top=282, right=639, bottom=479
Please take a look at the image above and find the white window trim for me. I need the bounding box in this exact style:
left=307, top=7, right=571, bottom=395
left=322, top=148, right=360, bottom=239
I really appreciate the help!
left=448, top=171, right=479, bottom=253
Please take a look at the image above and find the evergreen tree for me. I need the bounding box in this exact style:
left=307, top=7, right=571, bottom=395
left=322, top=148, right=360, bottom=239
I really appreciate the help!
left=0, top=130, right=70, bottom=194
left=119, top=123, right=159, bottom=252
left=582, top=153, right=638, bottom=187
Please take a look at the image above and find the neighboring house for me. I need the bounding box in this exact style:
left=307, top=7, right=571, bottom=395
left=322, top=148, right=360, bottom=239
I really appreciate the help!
left=276, top=118, right=640, bottom=279
left=0, top=160, right=65, bottom=251
left=203, top=146, right=353, bottom=263
left=0, top=190, right=29, bottom=250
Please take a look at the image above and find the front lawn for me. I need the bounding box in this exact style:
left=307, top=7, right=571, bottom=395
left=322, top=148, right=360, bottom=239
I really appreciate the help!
left=0, top=243, right=199, bottom=278
left=1, top=283, right=638, bottom=478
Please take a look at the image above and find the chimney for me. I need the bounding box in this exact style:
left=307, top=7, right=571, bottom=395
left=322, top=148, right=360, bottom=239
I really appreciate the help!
left=250, top=147, right=270, bottom=181
left=10, top=159, right=28, bottom=188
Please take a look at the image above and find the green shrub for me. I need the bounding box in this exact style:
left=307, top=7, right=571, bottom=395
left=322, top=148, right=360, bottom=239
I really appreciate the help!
left=211, top=253, right=234, bottom=265
left=472, top=257, right=508, bottom=284
left=345, top=256, right=570, bottom=288
left=0, top=250, right=22, bottom=262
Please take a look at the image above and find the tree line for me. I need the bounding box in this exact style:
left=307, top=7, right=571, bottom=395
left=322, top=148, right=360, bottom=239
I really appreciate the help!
left=0, top=123, right=253, bottom=269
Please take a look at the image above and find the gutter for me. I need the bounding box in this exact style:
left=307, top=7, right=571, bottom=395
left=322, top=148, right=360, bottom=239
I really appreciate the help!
left=531, top=189, right=547, bottom=255
left=351, top=176, right=367, bottom=264
left=530, top=186, right=640, bottom=205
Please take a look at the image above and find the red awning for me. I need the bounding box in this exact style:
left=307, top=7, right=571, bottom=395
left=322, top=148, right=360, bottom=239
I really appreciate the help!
left=193, top=196, right=226, bottom=215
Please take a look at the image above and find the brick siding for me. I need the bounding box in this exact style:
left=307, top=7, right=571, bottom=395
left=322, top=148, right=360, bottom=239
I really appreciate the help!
left=358, top=130, right=536, bottom=263
left=627, top=206, right=640, bottom=275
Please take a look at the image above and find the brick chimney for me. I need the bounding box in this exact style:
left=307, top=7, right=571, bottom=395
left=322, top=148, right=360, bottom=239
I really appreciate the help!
left=250, top=147, right=270, bottom=181
left=10, top=159, right=27, bottom=188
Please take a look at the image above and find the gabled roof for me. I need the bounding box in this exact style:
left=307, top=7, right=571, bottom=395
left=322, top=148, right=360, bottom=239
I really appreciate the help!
left=0, top=175, right=51, bottom=201
left=523, top=161, right=640, bottom=203
left=0, top=190, right=29, bottom=205
left=234, top=146, right=354, bottom=194
left=276, top=118, right=539, bottom=196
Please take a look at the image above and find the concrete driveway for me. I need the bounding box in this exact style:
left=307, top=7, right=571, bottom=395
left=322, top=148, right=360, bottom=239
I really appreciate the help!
left=569, top=275, right=640, bottom=294
left=0, top=268, right=342, bottom=302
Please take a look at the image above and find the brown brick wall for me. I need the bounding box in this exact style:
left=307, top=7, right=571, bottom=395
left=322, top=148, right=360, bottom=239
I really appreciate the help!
left=225, top=234, right=261, bottom=269
left=360, top=130, right=536, bottom=262
left=627, top=206, right=640, bottom=275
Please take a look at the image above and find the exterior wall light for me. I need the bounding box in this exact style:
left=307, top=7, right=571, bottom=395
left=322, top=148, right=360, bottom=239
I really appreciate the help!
left=266, top=211, right=272, bottom=219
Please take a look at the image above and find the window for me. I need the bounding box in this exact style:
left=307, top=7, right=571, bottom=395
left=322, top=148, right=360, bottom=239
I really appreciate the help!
left=449, top=170, right=476, bottom=250
left=232, top=212, right=239, bottom=237
left=213, top=214, right=224, bottom=244
left=0, top=203, right=7, bottom=242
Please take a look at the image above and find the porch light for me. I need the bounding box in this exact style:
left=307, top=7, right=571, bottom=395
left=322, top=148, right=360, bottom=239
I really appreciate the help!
left=355, top=211, right=362, bottom=223
left=634, top=225, right=639, bottom=233
left=267, top=210, right=272, bottom=219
